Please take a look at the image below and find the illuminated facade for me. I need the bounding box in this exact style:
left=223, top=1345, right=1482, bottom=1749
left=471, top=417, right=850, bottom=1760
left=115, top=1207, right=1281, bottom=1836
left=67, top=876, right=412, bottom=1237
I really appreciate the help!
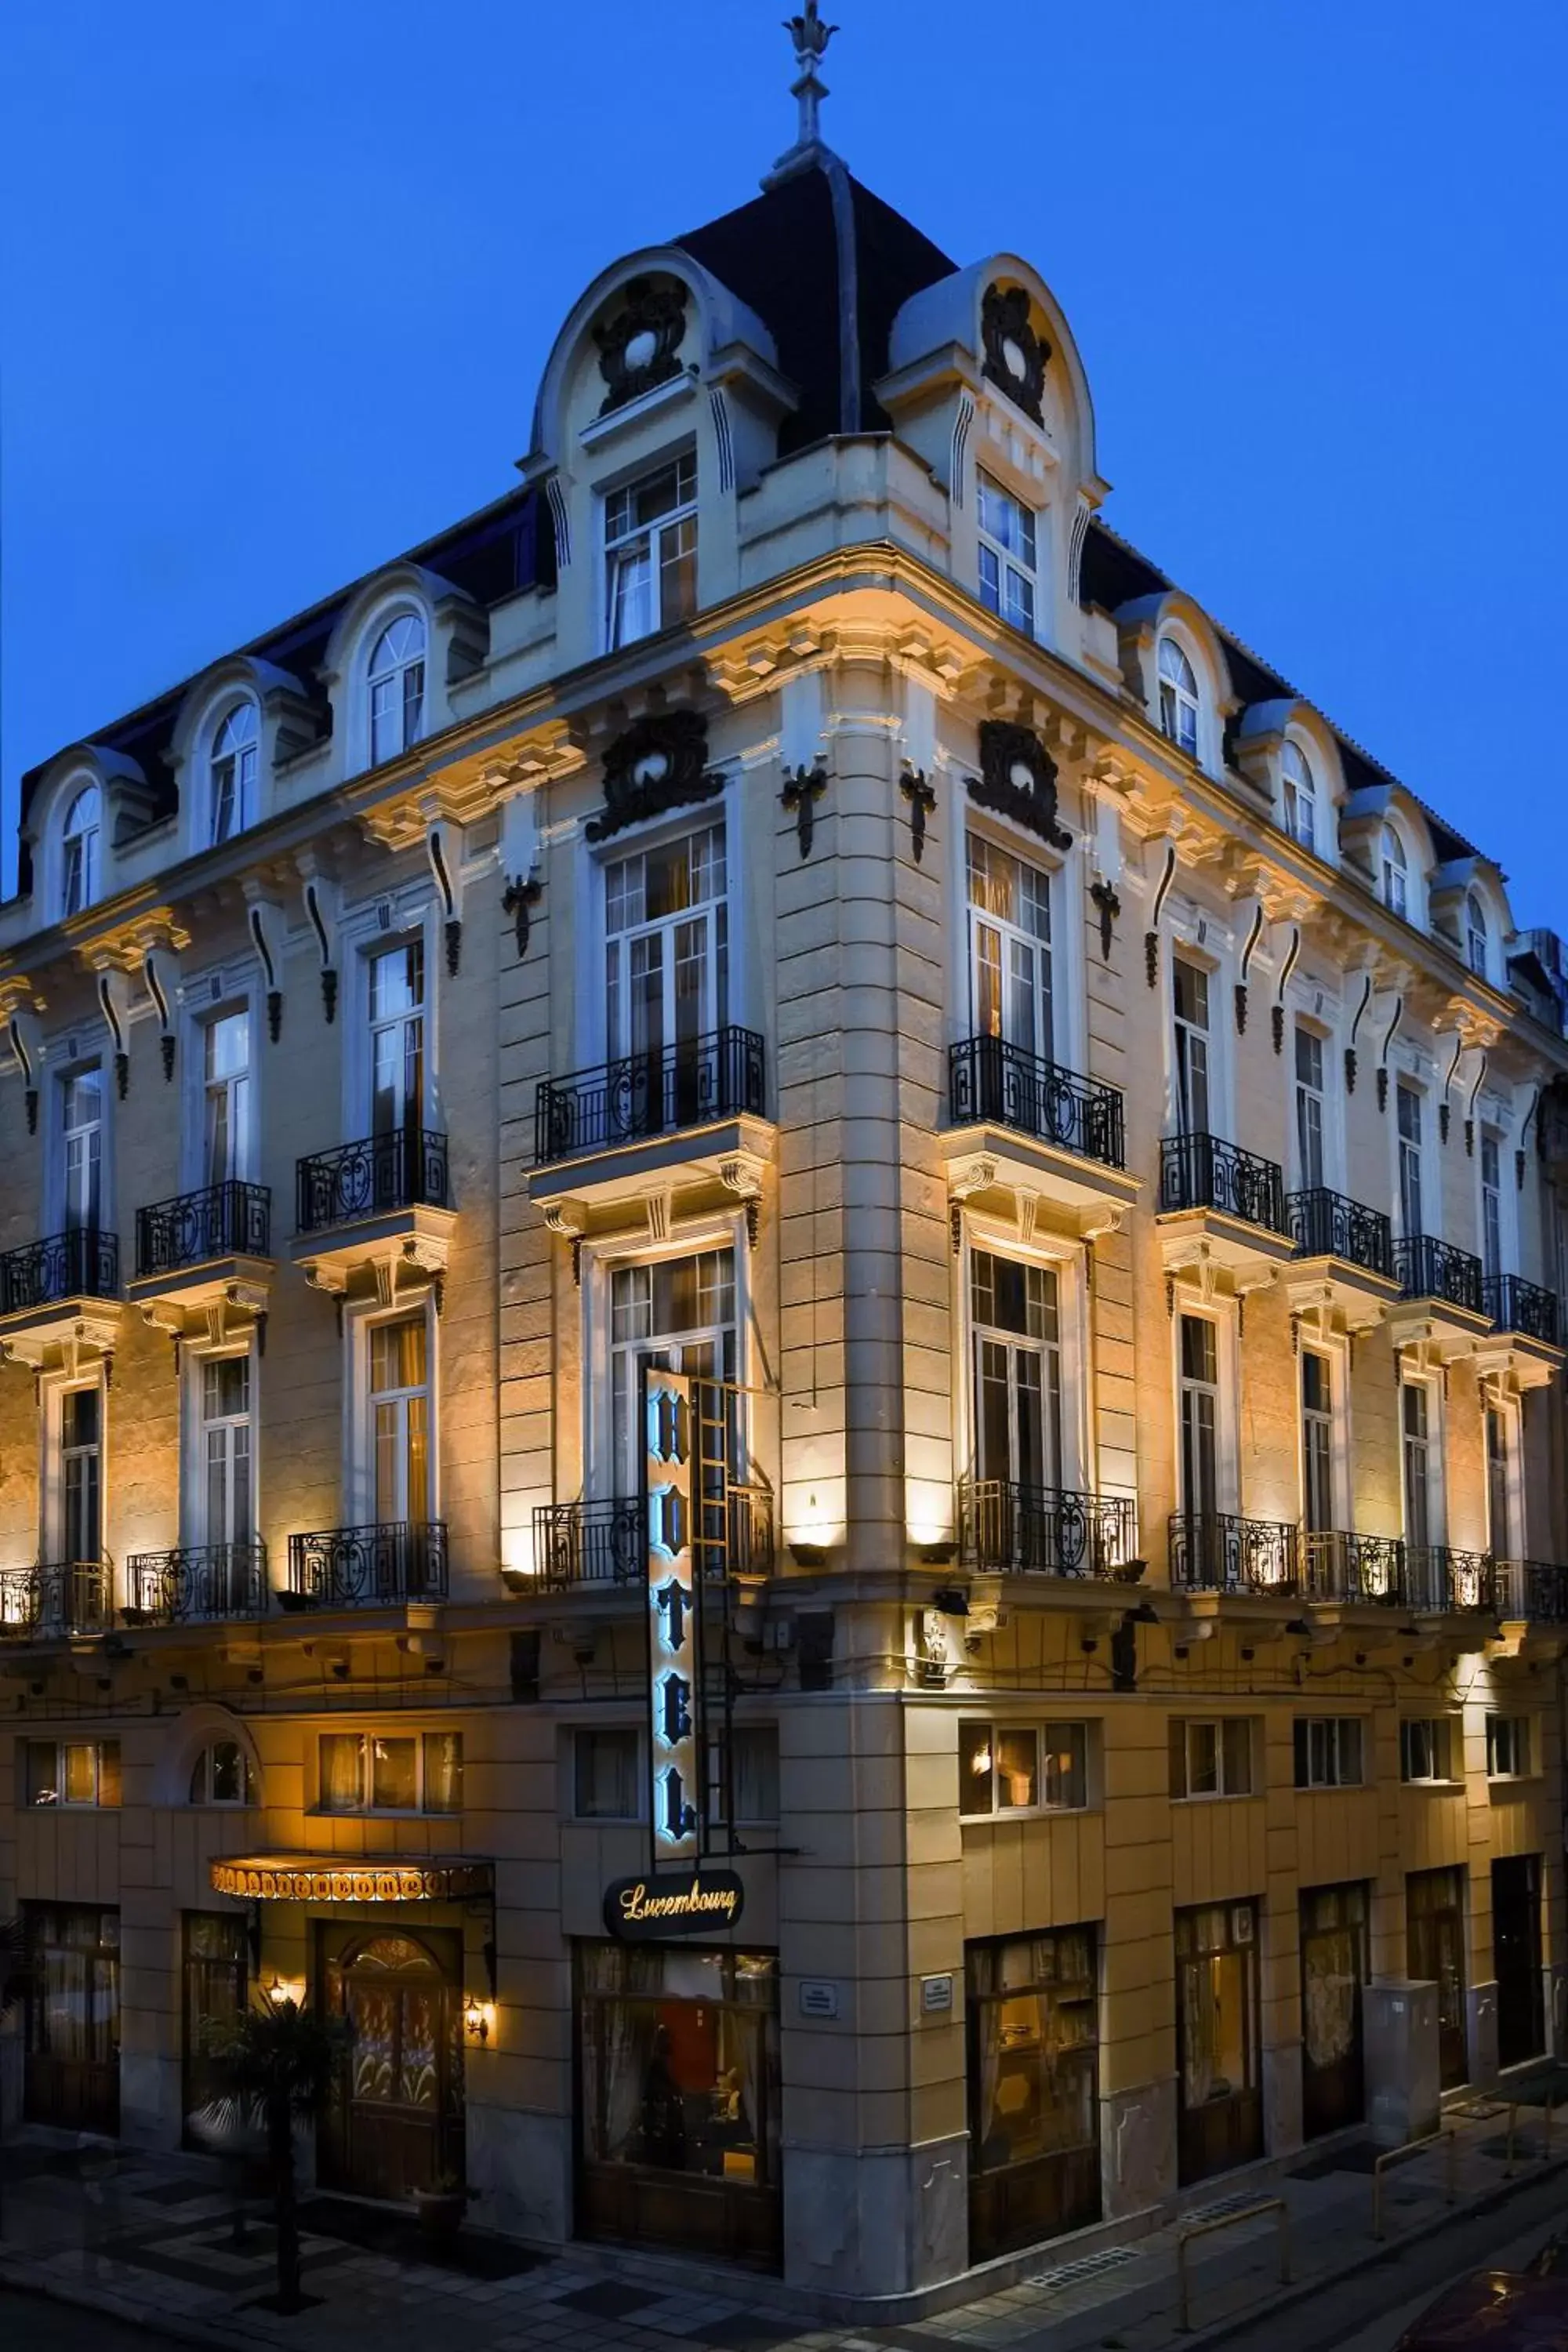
left=3, top=16, right=1568, bottom=2310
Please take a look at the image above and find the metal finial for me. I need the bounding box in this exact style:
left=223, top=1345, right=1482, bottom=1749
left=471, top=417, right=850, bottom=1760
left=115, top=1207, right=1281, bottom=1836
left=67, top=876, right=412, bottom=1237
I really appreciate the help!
left=783, top=3, right=837, bottom=150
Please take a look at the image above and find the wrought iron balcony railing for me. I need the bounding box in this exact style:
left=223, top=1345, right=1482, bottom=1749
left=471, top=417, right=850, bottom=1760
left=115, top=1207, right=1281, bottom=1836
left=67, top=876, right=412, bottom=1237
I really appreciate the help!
left=285, top=1521, right=448, bottom=1607
left=1302, top=1529, right=1406, bottom=1605
left=0, top=1558, right=113, bottom=1641
left=0, top=1228, right=119, bottom=1315
left=296, top=1129, right=448, bottom=1232
left=948, top=1038, right=1126, bottom=1171
left=1404, top=1544, right=1492, bottom=1614
left=958, top=1479, right=1138, bottom=1579
left=1483, top=1274, right=1561, bottom=1346
left=1494, top=1559, right=1568, bottom=1623
left=1160, top=1134, right=1287, bottom=1234
left=124, top=1541, right=270, bottom=1624
left=1285, top=1188, right=1395, bottom=1279
left=136, top=1181, right=271, bottom=1277
left=534, top=1026, right=765, bottom=1164
left=531, top=1485, right=775, bottom=1588
left=1393, top=1234, right=1485, bottom=1316
left=1169, top=1511, right=1299, bottom=1594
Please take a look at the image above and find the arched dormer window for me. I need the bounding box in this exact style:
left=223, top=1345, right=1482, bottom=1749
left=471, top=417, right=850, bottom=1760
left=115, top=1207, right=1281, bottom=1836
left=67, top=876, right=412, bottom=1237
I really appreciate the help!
left=368, top=613, right=427, bottom=764
left=1158, top=639, right=1200, bottom=758
left=60, top=785, right=101, bottom=916
left=1381, top=824, right=1408, bottom=917
left=210, top=701, right=259, bottom=845
left=188, top=1737, right=256, bottom=1806
left=1466, top=891, right=1489, bottom=980
left=1282, top=742, right=1316, bottom=853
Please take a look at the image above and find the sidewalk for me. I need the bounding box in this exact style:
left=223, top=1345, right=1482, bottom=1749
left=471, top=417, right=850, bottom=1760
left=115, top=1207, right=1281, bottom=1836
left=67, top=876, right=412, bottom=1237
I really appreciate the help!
left=2, top=2090, right=1563, bottom=2352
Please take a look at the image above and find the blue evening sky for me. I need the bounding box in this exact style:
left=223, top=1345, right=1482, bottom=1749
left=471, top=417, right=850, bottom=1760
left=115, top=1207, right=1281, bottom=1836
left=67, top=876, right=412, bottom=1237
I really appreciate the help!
left=2, top=1, right=1563, bottom=915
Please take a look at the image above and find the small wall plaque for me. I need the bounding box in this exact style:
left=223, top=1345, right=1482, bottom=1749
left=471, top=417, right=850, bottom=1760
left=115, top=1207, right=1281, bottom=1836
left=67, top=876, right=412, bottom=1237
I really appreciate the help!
left=920, top=1973, right=954, bottom=2014
left=799, top=1980, right=840, bottom=2020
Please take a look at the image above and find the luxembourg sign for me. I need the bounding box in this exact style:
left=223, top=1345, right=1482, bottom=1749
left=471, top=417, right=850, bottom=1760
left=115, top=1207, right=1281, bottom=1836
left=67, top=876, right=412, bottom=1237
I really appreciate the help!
left=603, top=1868, right=746, bottom=1940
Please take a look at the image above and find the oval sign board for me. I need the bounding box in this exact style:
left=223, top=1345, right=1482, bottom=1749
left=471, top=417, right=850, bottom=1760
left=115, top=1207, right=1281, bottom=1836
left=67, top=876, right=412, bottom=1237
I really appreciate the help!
left=604, top=1869, right=746, bottom=1940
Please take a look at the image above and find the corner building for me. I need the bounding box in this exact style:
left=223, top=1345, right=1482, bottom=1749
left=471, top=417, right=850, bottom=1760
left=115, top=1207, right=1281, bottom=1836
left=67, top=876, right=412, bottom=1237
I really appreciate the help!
left=3, top=90, right=1568, bottom=2318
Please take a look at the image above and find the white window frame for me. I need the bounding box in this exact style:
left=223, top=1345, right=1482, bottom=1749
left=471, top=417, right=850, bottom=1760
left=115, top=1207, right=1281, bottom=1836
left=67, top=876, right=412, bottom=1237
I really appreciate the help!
left=602, top=446, right=698, bottom=652
left=1399, top=1372, right=1446, bottom=1553
left=342, top=1290, right=440, bottom=1530
left=1483, top=1390, right=1524, bottom=1563
left=23, top=1737, right=120, bottom=1809
left=1465, top=891, right=1489, bottom=982
left=1294, top=1715, right=1366, bottom=1789
left=574, top=781, right=746, bottom=1074
left=1477, top=1122, right=1512, bottom=1283
left=180, top=1332, right=260, bottom=1552
left=1171, top=1299, right=1241, bottom=1519
left=957, top=1719, right=1093, bottom=1820
left=209, top=699, right=260, bottom=846
left=955, top=1213, right=1093, bottom=1502
left=1399, top=1716, right=1457, bottom=1785
left=313, top=1726, right=463, bottom=1815
left=1157, top=637, right=1201, bottom=760
left=1171, top=1716, right=1255, bottom=1802
left=1291, top=1018, right=1330, bottom=1192
left=367, top=610, right=428, bottom=767
left=338, top=895, right=441, bottom=1142
left=1298, top=1330, right=1352, bottom=1537
left=976, top=468, right=1040, bottom=637
left=38, top=1365, right=109, bottom=1572
left=187, top=1737, right=257, bottom=1807
left=1381, top=822, right=1410, bottom=918
left=46, top=1054, right=109, bottom=1236
left=1393, top=1076, right=1432, bottom=1242
left=950, top=812, right=1084, bottom=1082
left=1281, top=739, right=1317, bottom=854
left=59, top=782, right=102, bottom=918
left=1484, top=1713, right=1533, bottom=1781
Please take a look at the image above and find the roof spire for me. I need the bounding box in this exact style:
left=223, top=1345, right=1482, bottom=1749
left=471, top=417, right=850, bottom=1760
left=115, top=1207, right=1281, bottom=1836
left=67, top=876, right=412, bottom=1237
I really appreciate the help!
left=767, top=5, right=839, bottom=182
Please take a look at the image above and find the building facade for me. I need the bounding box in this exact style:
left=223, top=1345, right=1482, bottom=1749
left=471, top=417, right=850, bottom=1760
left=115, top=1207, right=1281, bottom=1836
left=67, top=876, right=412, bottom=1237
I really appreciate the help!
left=3, top=34, right=1568, bottom=2314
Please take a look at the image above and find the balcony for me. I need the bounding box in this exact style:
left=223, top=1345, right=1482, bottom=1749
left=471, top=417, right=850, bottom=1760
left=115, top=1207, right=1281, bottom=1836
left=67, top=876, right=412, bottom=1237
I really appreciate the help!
left=1156, top=1134, right=1296, bottom=1295
left=1494, top=1560, right=1568, bottom=1625
left=129, top=1181, right=273, bottom=1341
left=1302, top=1530, right=1406, bottom=1605
left=1169, top=1512, right=1298, bottom=1595
left=1388, top=1234, right=1491, bottom=1364
left=1475, top=1274, right=1566, bottom=1390
left=530, top=1485, right=775, bottom=1590
left=529, top=1028, right=775, bottom=1229
left=283, top=1521, right=448, bottom=1610
left=290, top=1130, right=456, bottom=1298
left=1404, top=1544, right=1492, bottom=1615
left=958, top=1479, right=1138, bottom=1581
left=1285, top=1187, right=1400, bottom=1334
left=0, top=1558, right=113, bottom=1643
left=0, top=1228, right=122, bottom=1369
left=123, top=1541, right=270, bottom=1625
left=938, top=1043, right=1139, bottom=1243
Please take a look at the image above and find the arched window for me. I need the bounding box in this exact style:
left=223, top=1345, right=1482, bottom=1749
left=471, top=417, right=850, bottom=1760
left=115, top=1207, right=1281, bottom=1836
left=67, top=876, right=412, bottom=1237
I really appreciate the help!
left=1466, top=891, right=1488, bottom=979
left=210, top=702, right=259, bottom=845
left=1282, top=742, right=1316, bottom=853
left=188, top=1738, right=256, bottom=1806
left=60, top=785, right=101, bottom=916
left=368, top=613, right=426, bottom=764
left=1158, top=639, right=1200, bottom=757
left=1381, top=825, right=1408, bottom=917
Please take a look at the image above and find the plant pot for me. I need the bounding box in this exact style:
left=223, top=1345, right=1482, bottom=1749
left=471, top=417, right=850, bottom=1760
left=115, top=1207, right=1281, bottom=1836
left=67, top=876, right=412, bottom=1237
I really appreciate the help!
left=413, top=2188, right=466, bottom=2247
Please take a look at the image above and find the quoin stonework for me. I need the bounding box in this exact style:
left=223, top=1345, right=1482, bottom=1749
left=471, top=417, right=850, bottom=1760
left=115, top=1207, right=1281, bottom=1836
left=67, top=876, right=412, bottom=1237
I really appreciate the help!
left=3, top=16, right=1568, bottom=2316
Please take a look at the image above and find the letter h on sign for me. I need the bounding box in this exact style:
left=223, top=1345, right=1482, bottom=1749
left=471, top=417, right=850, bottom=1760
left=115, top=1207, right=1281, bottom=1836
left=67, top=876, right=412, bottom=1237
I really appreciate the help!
left=645, top=1364, right=702, bottom=1866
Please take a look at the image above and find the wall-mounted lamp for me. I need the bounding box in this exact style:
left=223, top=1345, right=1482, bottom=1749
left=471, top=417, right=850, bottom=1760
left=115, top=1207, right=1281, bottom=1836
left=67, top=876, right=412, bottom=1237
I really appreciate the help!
left=263, top=1974, right=306, bottom=2010
left=463, top=1996, right=495, bottom=2047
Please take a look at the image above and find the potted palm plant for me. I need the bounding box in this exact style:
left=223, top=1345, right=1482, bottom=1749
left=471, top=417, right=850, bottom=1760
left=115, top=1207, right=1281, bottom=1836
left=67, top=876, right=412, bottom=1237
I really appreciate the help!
left=412, top=2168, right=468, bottom=2247
left=204, top=1991, right=347, bottom=2314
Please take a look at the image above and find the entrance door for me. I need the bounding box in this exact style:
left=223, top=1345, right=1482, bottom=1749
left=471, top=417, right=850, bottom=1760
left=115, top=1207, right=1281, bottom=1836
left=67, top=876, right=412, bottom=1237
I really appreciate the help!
left=1407, top=1867, right=1467, bottom=2089
left=1493, top=1855, right=1544, bottom=2071
left=1300, top=1882, right=1368, bottom=2138
left=24, top=1904, right=120, bottom=2136
left=183, top=1912, right=249, bottom=2141
left=967, top=1928, right=1100, bottom=2260
left=1175, top=1901, right=1262, bottom=2184
left=318, top=1926, right=463, bottom=2200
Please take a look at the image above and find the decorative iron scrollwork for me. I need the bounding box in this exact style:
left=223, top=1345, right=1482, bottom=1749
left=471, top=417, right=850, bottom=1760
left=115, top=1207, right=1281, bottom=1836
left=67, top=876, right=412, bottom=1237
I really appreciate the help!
left=900, top=765, right=935, bottom=862
left=980, top=283, right=1049, bottom=426
left=969, top=721, right=1072, bottom=849
left=781, top=763, right=826, bottom=860
left=593, top=276, right=688, bottom=416
left=503, top=874, right=543, bottom=957
left=586, top=710, right=722, bottom=844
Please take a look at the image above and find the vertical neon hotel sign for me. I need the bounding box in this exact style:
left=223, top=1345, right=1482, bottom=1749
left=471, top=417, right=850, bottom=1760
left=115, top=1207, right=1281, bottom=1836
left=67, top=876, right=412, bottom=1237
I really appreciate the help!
left=644, top=1365, right=701, bottom=1864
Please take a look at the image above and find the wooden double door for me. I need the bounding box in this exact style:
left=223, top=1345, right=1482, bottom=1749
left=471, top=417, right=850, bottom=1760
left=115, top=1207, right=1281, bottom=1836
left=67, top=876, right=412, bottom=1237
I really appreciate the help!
left=317, top=1924, right=463, bottom=2201
left=1494, top=1856, right=1545, bottom=2071
left=1407, top=1867, right=1468, bottom=2089
left=24, top=1904, right=120, bottom=2138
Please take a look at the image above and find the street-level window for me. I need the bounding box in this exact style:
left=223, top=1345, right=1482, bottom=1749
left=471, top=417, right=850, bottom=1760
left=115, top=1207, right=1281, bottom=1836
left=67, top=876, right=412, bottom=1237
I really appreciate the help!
left=967, top=1929, right=1100, bottom=2256
left=575, top=1728, right=641, bottom=1819
left=1294, top=1024, right=1326, bottom=1189
left=1294, top=1717, right=1364, bottom=1789
left=1400, top=1719, right=1454, bottom=1784
left=318, top=1730, right=461, bottom=1812
left=188, top=1740, right=256, bottom=1806
left=1175, top=1901, right=1261, bottom=2184
left=960, top=1720, right=1088, bottom=1817
left=1158, top=639, right=1200, bottom=756
left=977, top=470, right=1038, bottom=635
left=1486, top=1715, right=1530, bottom=1780
left=1282, top=742, right=1317, bottom=851
left=605, top=452, right=697, bottom=649
left=24, top=1739, right=121, bottom=1808
left=1169, top=1718, right=1253, bottom=1800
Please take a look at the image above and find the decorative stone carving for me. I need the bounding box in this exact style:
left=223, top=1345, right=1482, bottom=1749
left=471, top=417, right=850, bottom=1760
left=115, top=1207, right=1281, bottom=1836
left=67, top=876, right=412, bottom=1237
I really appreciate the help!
left=593, top=277, right=688, bottom=416
left=1090, top=880, right=1120, bottom=960
left=900, top=766, right=935, bottom=862
left=586, top=711, right=723, bottom=844
left=980, top=284, right=1048, bottom=425
left=503, top=874, right=543, bottom=957
left=781, top=763, right=826, bottom=860
left=968, top=722, right=1072, bottom=850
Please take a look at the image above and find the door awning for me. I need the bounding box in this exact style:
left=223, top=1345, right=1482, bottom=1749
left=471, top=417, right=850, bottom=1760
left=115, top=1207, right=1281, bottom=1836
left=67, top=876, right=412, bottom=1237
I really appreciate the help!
left=210, top=1855, right=494, bottom=1904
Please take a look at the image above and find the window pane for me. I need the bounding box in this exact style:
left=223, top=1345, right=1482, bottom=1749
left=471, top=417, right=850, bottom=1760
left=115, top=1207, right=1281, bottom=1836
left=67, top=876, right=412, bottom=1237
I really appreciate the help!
left=960, top=1722, right=996, bottom=1814
left=1221, top=1719, right=1251, bottom=1794
left=25, top=1741, right=59, bottom=1804
left=995, top=1728, right=1039, bottom=1810
left=423, top=1732, right=463, bottom=1813
left=371, top=1737, right=418, bottom=1809
left=64, top=1745, right=96, bottom=1804
left=1043, top=1722, right=1087, bottom=1809
left=1188, top=1721, right=1219, bottom=1796
left=320, top=1733, right=364, bottom=1811
left=209, top=1740, right=243, bottom=1803
left=576, top=1728, right=640, bottom=1818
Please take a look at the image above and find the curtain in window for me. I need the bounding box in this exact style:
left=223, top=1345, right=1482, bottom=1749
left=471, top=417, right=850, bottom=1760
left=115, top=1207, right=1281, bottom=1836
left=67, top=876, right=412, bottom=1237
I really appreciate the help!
left=320, top=1734, right=364, bottom=1810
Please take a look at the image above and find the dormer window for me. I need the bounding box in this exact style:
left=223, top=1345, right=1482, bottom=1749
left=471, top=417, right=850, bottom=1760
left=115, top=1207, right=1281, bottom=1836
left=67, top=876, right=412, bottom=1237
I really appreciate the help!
left=210, top=702, right=258, bottom=845
left=1281, top=742, right=1316, bottom=853
left=1381, top=825, right=1408, bottom=917
left=605, top=452, right=697, bottom=651
left=60, top=785, right=101, bottom=916
left=368, top=614, right=427, bottom=764
left=1158, top=641, right=1199, bottom=758
left=976, top=470, right=1037, bottom=635
left=1466, top=891, right=1488, bottom=980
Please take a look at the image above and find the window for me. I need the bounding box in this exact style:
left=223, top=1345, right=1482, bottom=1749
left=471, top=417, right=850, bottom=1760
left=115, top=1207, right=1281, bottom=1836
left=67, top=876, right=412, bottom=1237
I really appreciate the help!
left=1396, top=1083, right=1424, bottom=1237
left=202, top=1010, right=252, bottom=1186
left=711, top=1723, right=782, bottom=1824
left=60, top=1387, right=102, bottom=1566
left=1486, top=1405, right=1512, bottom=1560
left=1174, top=1903, right=1260, bottom=2162
left=1294, top=1024, right=1326, bottom=1189
left=605, top=452, right=697, bottom=649
left=970, top=1250, right=1062, bottom=1501
left=609, top=1246, right=735, bottom=1497
left=604, top=825, right=728, bottom=1109
left=60, top=785, right=100, bottom=916
left=1381, top=825, right=1408, bottom=916
left=1401, top=1382, right=1434, bottom=1554
left=1294, top=1717, right=1364, bottom=1789
left=1486, top=1715, right=1531, bottom=1780
left=967, top=1930, right=1099, bottom=2234
left=209, top=702, right=259, bottom=845
left=368, top=942, right=425, bottom=1136
left=1158, top=639, right=1200, bottom=757
left=1400, top=1719, right=1454, bottom=1783
left=1169, top=1719, right=1253, bottom=1799
left=1178, top=1316, right=1219, bottom=1522
left=1173, top=958, right=1210, bottom=1134
left=1480, top=1131, right=1504, bottom=1283
left=1301, top=1351, right=1334, bottom=1536
left=976, top=470, right=1038, bottom=635
left=578, top=1944, right=779, bottom=2190
left=368, top=613, right=427, bottom=764
left=370, top=1316, right=430, bottom=1525
left=318, top=1730, right=462, bottom=1813
left=967, top=833, right=1054, bottom=1060
left=188, top=1739, right=255, bottom=1806
left=1282, top=742, right=1316, bottom=852
left=61, top=1067, right=103, bottom=1232
left=1466, top=891, right=1488, bottom=980
left=575, top=1727, right=640, bottom=1818
left=24, top=1738, right=121, bottom=1807
left=201, top=1356, right=254, bottom=1548
left=960, top=1721, right=1088, bottom=1816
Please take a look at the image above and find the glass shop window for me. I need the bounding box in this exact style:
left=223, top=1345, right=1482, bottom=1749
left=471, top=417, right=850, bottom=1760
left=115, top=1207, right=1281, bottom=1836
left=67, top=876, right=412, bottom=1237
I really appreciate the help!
left=579, top=1944, right=780, bottom=2189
